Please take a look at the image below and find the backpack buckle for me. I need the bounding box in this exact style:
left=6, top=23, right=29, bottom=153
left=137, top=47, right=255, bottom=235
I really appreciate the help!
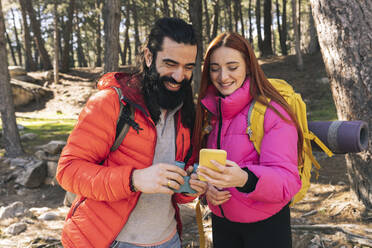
left=246, top=127, right=253, bottom=138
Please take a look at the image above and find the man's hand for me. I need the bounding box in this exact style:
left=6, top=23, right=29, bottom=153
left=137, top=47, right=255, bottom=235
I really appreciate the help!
left=132, top=163, right=187, bottom=194
left=205, top=184, right=231, bottom=206
left=197, top=159, right=248, bottom=188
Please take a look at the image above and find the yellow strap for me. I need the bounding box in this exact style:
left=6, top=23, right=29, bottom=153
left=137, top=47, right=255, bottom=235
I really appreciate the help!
left=249, top=100, right=268, bottom=154
left=195, top=200, right=205, bottom=248
left=302, top=146, right=321, bottom=179
left=303, top=131, right=334, bottom=157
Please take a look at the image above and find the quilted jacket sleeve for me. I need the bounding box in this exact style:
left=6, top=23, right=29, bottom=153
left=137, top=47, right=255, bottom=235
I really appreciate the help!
left=56, top=89, right=136, bottom=202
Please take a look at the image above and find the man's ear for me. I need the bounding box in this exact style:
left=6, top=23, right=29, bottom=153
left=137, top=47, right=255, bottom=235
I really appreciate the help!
left=144, top=48, right=153, bottom=68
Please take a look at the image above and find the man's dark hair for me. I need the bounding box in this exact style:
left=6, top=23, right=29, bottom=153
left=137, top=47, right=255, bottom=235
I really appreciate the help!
left=138, top=17, right=197, bottom=130
left=138, top=17, right=197, bottom=74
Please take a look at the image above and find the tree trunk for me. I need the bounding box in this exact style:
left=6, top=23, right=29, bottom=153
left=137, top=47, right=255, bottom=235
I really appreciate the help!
left=272, top=10, right=276, bottom=55
left=162, top=0, right=170, bottom=17
left=306, top=3, right=319, bottom=54
left=233, top=0, right=244, bottom=36
left=292, top=0, right=303, bottom=70
left=10, top=8, right=22, bottom=66
left=103, top=0, right=120, bottom=73
left=276, top=0, right=288, bottom=55
left=95, top=0, right=102, bottom=67
left=60, top=0, right=75, bottom=72
left=123, top=2, right=131, bottom=65
left=238, top=0, right=245, bottom=37
left=83, top=25, right=91, bottom=67
left=248, top=0, right=253, bottom=44
left=223, top=0, right=233, bottom=31
left=75, top=16, right=87, bottom=67
left=189, top=0, right=202, bottom=93
left=70, top=43, right=75, bottom=67
left=256, top=0, right=264, bottom=55
left=203, top=0, right=211, bottom=42
left=233, top=0, right=239, bottom=32
left=171, top=0, right=177, bottom=17
left=32, top=38, right=39, bottom=69
left=58, top=16, right=63, bottom=63
left=211, top=0, right=220, bottom=39
left=53, top=0, right=59, bottom=84
left=19, top=0, right=36, bottom=71
left=0, top=0, right=24, bottom=157
left=262, top=0, right=273, bottom=56
left=22, top=0, right=52, bottom=70
left=310, top=0, right=372, bottom=208
left=5, top=30, right=17, bottom=66
left=131, top=0, right=140, bottom=56
left=298, top=0, right=301, bottom=38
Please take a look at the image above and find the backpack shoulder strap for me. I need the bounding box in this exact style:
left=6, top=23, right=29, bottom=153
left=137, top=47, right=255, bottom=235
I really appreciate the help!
left=246, top=78, right=294, bottom=154
left=246, top=98, right=268, bottom=154
left=110, top=86, right=135, bottom=152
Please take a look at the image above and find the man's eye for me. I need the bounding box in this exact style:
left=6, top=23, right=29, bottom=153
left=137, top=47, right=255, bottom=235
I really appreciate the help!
left=166, top=63, right=176, bottom=67
left=185, top=66, right=194, bottom=71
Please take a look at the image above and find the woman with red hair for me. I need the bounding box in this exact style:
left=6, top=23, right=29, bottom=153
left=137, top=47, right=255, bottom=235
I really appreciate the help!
left=194, top=32, right=303, bottom=247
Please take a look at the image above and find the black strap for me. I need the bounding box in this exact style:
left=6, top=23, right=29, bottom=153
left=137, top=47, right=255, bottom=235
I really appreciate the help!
left=110, top=87, right=142, bottom=152
left=183, top=144, right=193, bottom=164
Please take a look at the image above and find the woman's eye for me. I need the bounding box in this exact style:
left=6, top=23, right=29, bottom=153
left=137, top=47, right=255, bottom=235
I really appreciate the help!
left=229, top=67, right=238, bottom=71
left=210, top=67, right=219, bottom=72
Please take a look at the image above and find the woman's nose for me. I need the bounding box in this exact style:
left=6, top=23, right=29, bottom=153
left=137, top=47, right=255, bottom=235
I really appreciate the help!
left=219, top=69, right=229, bottom=82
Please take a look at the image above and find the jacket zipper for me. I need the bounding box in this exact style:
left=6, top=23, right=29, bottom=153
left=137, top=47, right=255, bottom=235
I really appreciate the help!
left=181, top=133, right=185, bottom=160
left=216, top=98, right=226, bottom=218
left=217, top=99, right=222, bottom=149
left=71, top=197, right=86, bottom=217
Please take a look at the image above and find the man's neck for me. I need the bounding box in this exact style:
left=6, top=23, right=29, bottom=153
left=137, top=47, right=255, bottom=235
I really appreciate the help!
left=160, top=108, right=167, bottom=120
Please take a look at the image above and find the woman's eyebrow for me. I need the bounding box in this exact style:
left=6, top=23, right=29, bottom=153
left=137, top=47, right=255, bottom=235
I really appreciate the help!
left=226, top=61, right=239, bottom=65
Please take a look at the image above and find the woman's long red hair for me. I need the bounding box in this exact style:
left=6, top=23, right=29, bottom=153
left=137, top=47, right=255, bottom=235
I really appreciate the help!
left=193, top=32, right=303, bottom=162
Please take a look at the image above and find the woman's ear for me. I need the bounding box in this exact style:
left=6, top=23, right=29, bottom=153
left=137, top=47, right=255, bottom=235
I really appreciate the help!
left=144, top=48, right=153, bottom=68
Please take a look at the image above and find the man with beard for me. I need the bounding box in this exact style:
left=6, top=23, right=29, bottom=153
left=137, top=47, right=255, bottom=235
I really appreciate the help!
left=56, top=18, right=207, bottom=248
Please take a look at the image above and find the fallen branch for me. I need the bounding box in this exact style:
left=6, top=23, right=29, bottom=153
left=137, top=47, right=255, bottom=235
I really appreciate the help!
left=301, top=209, right=318, bottom=217
left=292, top=224, right=372, bottom=247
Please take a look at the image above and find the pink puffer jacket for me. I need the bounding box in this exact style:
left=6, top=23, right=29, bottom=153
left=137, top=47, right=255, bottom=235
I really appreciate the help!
left=201, top=77, right=301, bottom=223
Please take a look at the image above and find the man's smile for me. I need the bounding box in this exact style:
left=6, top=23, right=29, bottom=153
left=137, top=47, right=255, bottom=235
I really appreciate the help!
left=164, top=81, right=182, bottom=91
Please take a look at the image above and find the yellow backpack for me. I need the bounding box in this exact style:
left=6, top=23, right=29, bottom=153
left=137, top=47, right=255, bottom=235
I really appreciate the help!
left=246, top=78, right=333, bottom=205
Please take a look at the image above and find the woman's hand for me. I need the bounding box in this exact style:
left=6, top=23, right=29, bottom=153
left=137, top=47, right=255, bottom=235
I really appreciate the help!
left=188, top=173, right=208, bottom=196
left=197, top=160, right=248, bottom=188
left=184, top=165, right=208, bottom=197
left=205, top=184, right=231, bottom=206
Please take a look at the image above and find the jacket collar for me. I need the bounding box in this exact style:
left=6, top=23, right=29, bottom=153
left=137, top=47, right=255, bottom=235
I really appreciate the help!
left=201, top=77, right=253, bottom=119
left=98, top=72, right=149, bottom=116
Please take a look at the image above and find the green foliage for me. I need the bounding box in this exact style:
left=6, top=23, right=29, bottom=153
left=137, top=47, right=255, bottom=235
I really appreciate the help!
left=0, top=118, right=76, bottom=154
left=308, top=95, right=338, bottom=122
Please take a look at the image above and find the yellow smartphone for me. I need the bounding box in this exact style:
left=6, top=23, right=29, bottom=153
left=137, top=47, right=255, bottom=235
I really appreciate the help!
left=198, top=149, right=227, bottom=181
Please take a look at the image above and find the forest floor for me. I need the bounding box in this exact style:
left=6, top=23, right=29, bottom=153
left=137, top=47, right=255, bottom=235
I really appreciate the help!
left=0, top=52, right=371, bottom=248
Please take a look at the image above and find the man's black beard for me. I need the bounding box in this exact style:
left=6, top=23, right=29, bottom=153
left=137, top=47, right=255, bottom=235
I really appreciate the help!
left=157, top=75, right=188, bottom=109
left=141, top=62, right=192, bottom=124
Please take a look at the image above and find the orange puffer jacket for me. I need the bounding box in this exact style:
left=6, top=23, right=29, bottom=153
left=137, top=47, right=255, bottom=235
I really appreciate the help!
left=56, top=72, right=195, bottom=248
